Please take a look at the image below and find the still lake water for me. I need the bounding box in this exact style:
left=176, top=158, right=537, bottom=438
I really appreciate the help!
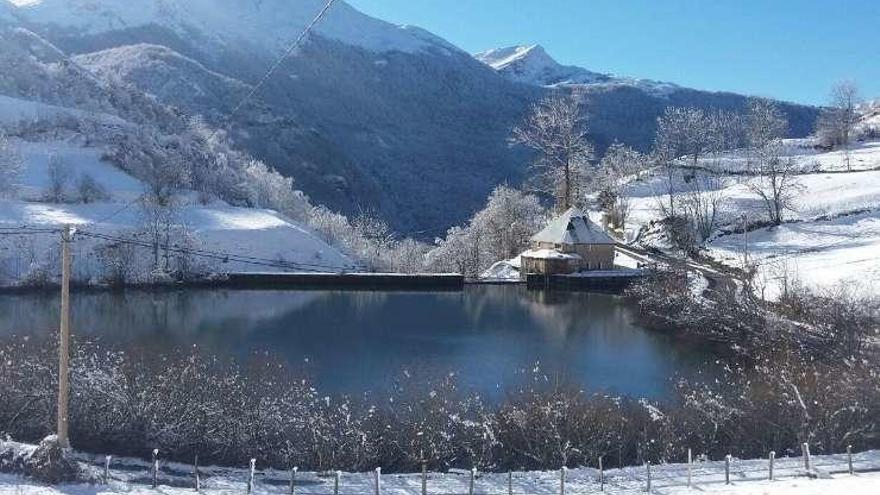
left=0, top=285, right=714, bottom=400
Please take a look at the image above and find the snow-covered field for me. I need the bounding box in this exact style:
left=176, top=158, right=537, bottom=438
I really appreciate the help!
left=1, top=112, right=353, bottom=282
left=1, top=443, right=878, bottom=495
left=620, top=139, right=880, bottom=299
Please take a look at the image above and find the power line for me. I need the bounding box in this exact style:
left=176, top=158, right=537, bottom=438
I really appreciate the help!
left=90, top=196, right=143, bottom=227
left=77, top=230, right=353, bottom=273
left=214, top=0, right=339, bottom=140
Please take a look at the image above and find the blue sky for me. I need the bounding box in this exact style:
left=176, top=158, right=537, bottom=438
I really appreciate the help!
left=347, top=0, right=879, bottom=105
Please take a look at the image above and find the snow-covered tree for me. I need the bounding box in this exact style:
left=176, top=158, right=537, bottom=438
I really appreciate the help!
left=243, top=159, right=310, bottom=221
left=597, top=143, right=647, bottom=229
left=0, top=131, right=23, bottom=197
left=745, top=99, right=802, bottom=225
left=512, top=93, right=594, bottom=211
left=76, top=172, right=109, bottom=203
left=45, top=154, right=73, bottom=203
left=428, top=186, right=547, bottom=277
left=816, top=81, right=862, bottom=169
left=656, top=107, right=711, bottom=167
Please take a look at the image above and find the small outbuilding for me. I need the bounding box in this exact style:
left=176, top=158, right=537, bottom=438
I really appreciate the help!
left=521, top=207, right=615, bottom=275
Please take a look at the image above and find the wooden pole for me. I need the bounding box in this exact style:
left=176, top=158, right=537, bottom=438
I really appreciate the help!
left=152, top=449, right=159, bottom=488
left=769, top=451, right=775, bottom=481
left=847, top=445, right=853, bottom=475
left=374, top=467, right=381, bottom=495
left=57, top=225, right=73, bottom=448
left=248, top=459, right=256, bottom=494
left=334, top=471, right=340, bottom=495
left=421, top=462, right=427, bottom=495
left=469, top=468, right=475, bottom=495
left=195, top=455, right=200, bottom=492
left=104, top=455, right=111, bottom=484
left=686, top=449, right=692, bottom=488
left=507, top=471, right=512, bottom=495
left=598, top=457, right=604, bottom=492
left=290, top=467, right=298, bottom=495
left=559, top=467, right=566, bottom=495
left=802, top=443, right=812, bottom=474
left=724, top=455, right=731, bottom=485
left=645, top=462, right=651, bottom=493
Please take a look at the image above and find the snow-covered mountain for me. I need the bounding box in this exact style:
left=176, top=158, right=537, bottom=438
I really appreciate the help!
left=7, top=0, right=457, bottom=55
left=2, top=0, right=820, bottom=235
left=475, top=44, right=679, bottom=95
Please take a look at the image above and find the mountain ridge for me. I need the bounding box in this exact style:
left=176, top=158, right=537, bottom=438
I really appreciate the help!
left=2, top=1, right=820, bottom=234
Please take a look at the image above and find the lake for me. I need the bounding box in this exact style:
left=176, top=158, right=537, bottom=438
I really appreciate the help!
left=0, top=285, right=714, bottom=400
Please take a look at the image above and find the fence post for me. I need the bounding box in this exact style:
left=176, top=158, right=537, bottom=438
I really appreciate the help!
left=421, top=462, right=427, bottom=495
left=769, top=451, right=775, bottom=481
left=104, top=455, right=111, bottom=484
left=560, top=467, right=566, bottom=495
left=248, top=458, right=256, bottom=494
left=469, top=468, right=476, bottom=495
left=334, top=471, right=340, bottom=495
left=686, top=449, right=692, bottom=488
left=847, top=445, right=854, bottom=475
left=598, top=457, right=604, bottom=492
left=645, top=461, right=651, bottom=493
left=375, top=467, right=381, bottom=495
left=194, top=455, right=200, bottom=492
left=290, top=467, right=298, bottom=495
left=507, top=471, right=513, bottom=495
left=802, top=443, right=812, bottom=474
left=152, top=449, right=159, bottom=489
left=725, top=455, right=731, bottom=485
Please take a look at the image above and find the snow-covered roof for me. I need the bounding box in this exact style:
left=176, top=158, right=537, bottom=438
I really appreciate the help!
left=521, top=249, right=582, bottom=260
left=530, top=208, right=615, bottom=245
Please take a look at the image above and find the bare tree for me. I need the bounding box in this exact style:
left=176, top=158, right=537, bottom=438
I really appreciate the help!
left=512, top=93, right=594, bottom=211
left=656, top=107, right=711, bottom=167
left=745, top=99, right=802, bottom=225
left=76, top=173, right=110, bottom=204
left=352, top=211, right=395, bottom=272
left=0, top=131, right=23, bottom=198
left=45, top=154, right=73, bottom=203
left=652, top=107, right=711, bottom=218
left=681, top=172, right=727, bottom=243
left=597, top=143, right=647, bottom=229
left=140, top=192, right=184, bottom=274
left=817, top=81, right=862, bottom=169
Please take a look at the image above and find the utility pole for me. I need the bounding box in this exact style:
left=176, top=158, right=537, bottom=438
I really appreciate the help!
left=57, top=224, right=74, bottom=448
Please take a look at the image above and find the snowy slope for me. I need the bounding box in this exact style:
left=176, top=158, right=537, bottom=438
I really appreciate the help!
left=7, top=0, right=457, bottom=55
left=475, top=44, right=680, bottom=95
left=618, top=138, right=880, bottom=299
left=0, top=93, right=353, bottom=282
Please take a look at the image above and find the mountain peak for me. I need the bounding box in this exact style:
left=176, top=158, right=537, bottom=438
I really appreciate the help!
left=475, top=43, right=680, bottom=95
left=475, top=43, right=609, bottom=87
left=5, top=0, right=456, bottom=55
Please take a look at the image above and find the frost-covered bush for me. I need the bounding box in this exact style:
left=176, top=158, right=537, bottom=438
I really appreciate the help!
left=76, top=172, right=110, bottom=203
left=1, top=331, right=877, bottom=473
left=427, top=186, right=547, bottom=278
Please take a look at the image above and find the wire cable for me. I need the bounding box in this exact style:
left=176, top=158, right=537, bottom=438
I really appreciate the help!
left=214, top=0, right=338, bottom=140
left=77, top=230, right=353, bottom=273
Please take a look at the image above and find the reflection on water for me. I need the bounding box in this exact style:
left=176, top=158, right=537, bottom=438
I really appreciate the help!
left=0, top=285, right=713, bottom=399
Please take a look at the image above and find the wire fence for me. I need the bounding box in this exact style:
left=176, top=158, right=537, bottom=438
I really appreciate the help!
left=69, top=445, right=880, bottom=495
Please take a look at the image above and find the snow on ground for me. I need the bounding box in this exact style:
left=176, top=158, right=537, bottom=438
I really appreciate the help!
left=709, top=210, right=880, bottom=299
left=7, top=0, right=456, bottom=55
left=619, top=140, right=880, bottom=298
left=693, top=139, right=880, bottom=174
left=1, top=444, right=878, bottom=495
left=0, top=135, right=353, bottom=279
left=0, top=95, right=125, bottom=127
